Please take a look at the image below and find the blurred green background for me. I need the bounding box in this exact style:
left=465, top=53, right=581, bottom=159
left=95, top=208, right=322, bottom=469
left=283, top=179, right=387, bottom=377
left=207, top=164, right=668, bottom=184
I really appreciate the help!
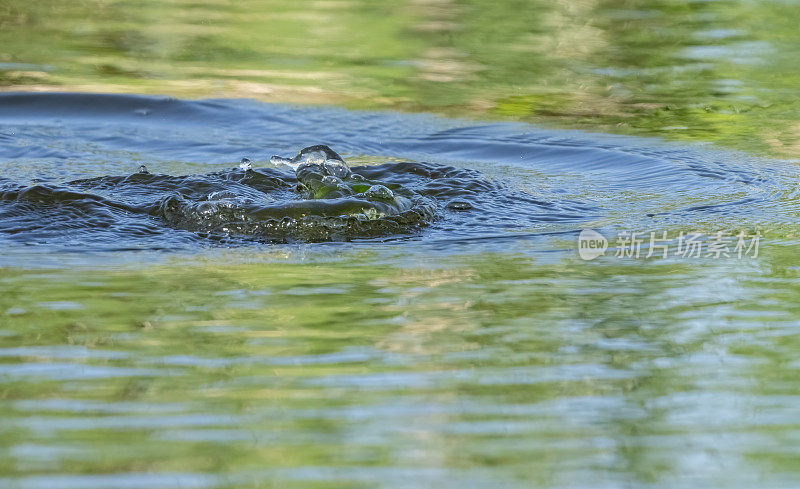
left=2, top=0, right=799, bottom=157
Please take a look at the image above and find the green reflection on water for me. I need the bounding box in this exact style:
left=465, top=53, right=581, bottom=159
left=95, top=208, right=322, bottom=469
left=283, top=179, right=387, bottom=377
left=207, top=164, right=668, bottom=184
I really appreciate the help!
left=2, top=0, right=800, bottom=156
left=4, top=0, right=800, bottom=486
left=2, top=247, right=800, bottom=486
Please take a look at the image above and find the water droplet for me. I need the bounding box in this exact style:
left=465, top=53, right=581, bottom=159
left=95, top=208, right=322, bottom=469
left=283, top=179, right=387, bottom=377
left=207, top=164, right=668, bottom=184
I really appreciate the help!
left=321, top=175, right=343, bottom=186
left=273, top=146, right=348, bottom=174
left=292, top=145, right=344, bottom=163
left=365, top=184, right=394, bottom=200
left=349, top=173, right=367, bottom=182
left=322, top=159, right=351, bottom=179
left=239, top=158, right=252, bottom=171
left=197, top=201, right=217, bottom=216
left=280, top=216, right=297, bottom=229
left=295, top=150, right=328, bottom=167
left=270, top=155, right=293, bottom=167
left=138, top=165, right=149, bottom=174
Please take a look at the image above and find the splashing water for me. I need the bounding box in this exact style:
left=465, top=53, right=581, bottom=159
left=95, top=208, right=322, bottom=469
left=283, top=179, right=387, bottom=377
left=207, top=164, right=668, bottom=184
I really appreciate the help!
left=4, top=93, right=794, bottom=256
left=4, top=142, right=542, bottom=245
left=146, top=145, right=442, bottom=242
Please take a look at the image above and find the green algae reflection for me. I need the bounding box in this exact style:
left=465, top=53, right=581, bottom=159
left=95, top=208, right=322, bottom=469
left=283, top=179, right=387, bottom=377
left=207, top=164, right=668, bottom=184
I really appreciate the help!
left=2, top=0, right=800, bottom=156
left=3, top=246, right=800, bottom=486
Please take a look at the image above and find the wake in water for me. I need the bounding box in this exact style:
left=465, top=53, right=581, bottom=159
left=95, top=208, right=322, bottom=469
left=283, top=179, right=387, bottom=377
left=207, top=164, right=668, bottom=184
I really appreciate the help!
left=0, top=145, right=501, bottom=244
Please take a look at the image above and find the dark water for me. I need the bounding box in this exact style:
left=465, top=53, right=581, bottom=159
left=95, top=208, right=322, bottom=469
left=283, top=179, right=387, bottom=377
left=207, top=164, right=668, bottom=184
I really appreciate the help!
left=3, top=94, right=800, bottom=489
left=0, top=93, right=585, bottom=251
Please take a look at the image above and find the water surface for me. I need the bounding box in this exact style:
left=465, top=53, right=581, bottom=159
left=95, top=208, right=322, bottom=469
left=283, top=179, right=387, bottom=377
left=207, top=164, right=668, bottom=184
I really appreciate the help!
left=2, top=93, right=800, bottom=488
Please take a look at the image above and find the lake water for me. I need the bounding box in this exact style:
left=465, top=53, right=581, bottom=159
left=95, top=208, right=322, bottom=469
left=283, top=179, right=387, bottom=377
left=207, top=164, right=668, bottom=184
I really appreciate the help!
left=2, top=92, right=800, bottom=489
left=2, top=0, right=800, bottom=156
left=2, top=1, right=800, bottom=488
